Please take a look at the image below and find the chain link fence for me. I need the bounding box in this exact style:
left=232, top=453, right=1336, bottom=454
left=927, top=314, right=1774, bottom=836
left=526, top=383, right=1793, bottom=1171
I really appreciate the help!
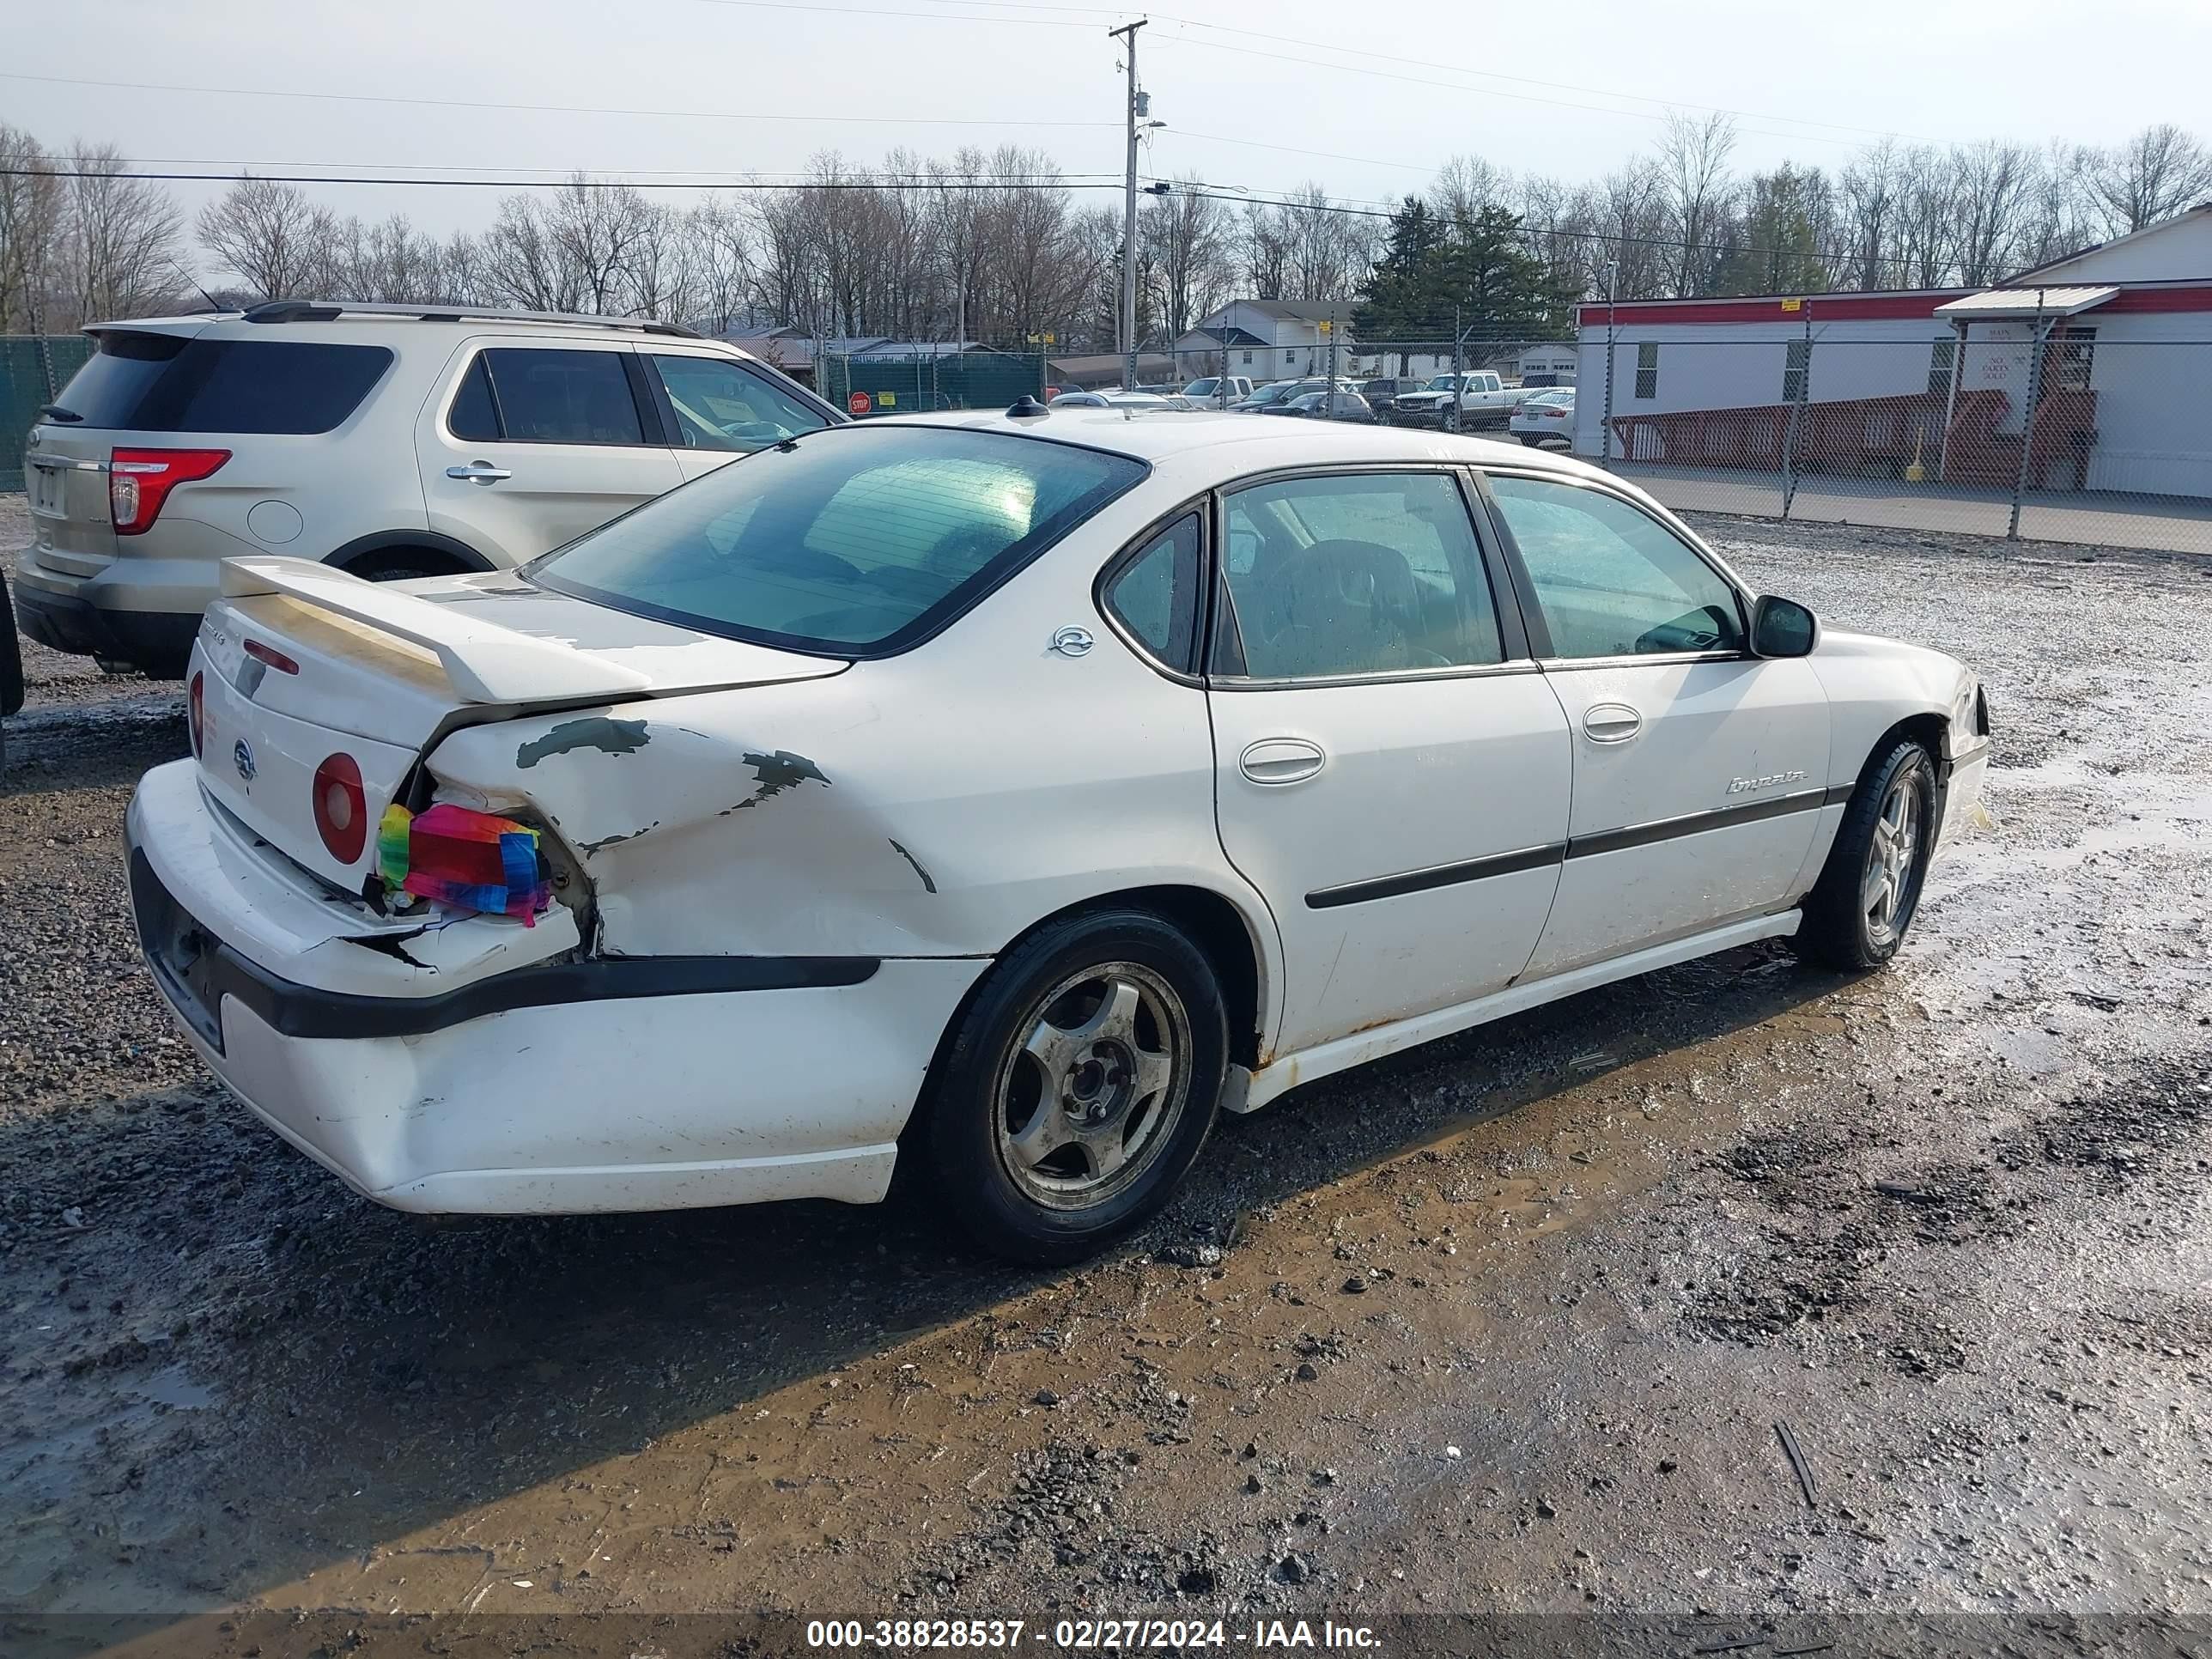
left=817, top=350, right=1047, bottom=417
left=2, top=335, right=95, bottom=493
left=1578, top=331, right=2212, bottom=556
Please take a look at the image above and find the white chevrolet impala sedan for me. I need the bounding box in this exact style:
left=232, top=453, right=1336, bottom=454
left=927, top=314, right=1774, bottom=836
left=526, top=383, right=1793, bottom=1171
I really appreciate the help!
left=126, top=407, right=1990, bottom=1261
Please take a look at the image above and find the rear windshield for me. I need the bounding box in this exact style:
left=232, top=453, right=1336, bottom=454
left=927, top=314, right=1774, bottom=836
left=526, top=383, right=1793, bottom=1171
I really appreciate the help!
left=531, top=426, right=1148, bottom=657
left=54, top=332, right=394, bottom=434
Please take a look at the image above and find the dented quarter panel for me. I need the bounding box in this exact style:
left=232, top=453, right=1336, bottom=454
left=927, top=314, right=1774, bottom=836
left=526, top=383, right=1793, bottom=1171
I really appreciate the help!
left=427, top=542, right=1283, bottom=1009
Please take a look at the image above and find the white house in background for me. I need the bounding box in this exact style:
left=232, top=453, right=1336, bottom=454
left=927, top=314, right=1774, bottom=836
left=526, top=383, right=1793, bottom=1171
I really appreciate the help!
left=1172, top=300, right=1353, bottom=381
left=1569, top=202, right=2212, bottom=500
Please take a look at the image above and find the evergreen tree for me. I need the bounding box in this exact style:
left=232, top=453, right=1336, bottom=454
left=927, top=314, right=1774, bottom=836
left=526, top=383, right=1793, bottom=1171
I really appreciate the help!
left=1352, top=197, right=1447, bottom=368
left=1355, top=198, right=1572, bottom=364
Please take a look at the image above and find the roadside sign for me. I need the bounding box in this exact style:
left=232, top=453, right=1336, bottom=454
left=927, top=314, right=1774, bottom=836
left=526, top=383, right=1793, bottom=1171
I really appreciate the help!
left=1781, top=297, right=1803, bottom=313
left=878, top=392, right=896, bottom=408
left=848, top=392, right=871, bottom=415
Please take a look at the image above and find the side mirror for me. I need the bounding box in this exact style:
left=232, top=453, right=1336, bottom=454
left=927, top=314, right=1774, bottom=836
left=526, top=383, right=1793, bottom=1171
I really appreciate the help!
left=1751, top=594, right=1819, bottom=658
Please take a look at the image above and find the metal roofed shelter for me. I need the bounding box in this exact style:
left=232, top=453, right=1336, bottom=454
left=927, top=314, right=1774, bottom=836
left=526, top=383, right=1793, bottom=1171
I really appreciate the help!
left=1929, top=287, right=2120, bottom=490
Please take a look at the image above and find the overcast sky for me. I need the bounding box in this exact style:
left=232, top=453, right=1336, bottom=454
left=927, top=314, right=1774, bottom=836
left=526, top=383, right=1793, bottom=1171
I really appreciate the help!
left=7, top=0, right=2210, bottom=244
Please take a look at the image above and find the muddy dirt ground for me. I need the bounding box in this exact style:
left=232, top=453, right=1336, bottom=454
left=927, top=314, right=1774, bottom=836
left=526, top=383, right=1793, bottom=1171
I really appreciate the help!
left=3, top=495, right=2210, bottom=1656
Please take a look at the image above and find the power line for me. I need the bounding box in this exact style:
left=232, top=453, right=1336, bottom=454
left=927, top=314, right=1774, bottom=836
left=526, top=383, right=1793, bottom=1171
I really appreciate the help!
left=886, top=0, right=1931, bottom=143
left=1, top=167, right=1129, bottom=192
left=690, top=0, right=1098, bottom=23
left=0, top=70, right=1119, bottom=129
left=58, top=155, right=1127, bottom=184
left=1146, top=35, right=1882, bottom=149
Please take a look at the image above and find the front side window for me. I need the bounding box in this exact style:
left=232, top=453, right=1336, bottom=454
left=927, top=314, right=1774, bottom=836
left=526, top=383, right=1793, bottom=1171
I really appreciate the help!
left=1218, top=473, right=1503, bottom=680
left=1101, top=514, right=1201, bottom=671
left=1486, top=474, right=1744, bottom=659
left=649, top=353, right=830, bottom=451
left=533, top=427, right=1146, bottom=656
left=470, top=348, right=648, bottom=446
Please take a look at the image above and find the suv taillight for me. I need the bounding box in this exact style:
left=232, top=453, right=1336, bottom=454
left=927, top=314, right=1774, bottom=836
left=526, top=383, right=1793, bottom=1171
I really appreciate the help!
left=110, top=448, right=230, bottom=536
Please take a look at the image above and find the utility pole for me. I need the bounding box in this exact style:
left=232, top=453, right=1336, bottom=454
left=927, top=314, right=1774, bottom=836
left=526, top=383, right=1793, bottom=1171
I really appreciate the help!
left=1109, top=19, right=1146, bottom=392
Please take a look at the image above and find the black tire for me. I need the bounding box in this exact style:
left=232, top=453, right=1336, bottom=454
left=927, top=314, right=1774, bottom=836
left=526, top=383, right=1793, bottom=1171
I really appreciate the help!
left=346, top=550, right=460, bottom=584
left=1794, top=738, right=1938, bottom=970
left=921, top=908, right=1228, bottom=1265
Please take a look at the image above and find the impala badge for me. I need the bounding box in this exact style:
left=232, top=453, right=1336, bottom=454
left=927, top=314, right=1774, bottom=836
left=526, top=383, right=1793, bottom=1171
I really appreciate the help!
left=1728, top=769, right=1807, bottom=795
left=234, top=738, right=257, bottom=784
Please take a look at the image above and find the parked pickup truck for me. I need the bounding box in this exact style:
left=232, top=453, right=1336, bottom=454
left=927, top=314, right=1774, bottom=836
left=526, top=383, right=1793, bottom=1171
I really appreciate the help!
left=1182, top=375, right=1255, bottom=404
left=1389, top=371, right=1524, bottom=429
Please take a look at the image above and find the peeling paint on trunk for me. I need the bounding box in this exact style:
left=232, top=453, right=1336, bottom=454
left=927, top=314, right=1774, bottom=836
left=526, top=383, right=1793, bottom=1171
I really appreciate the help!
left=888, top=839, right=937, bottom=895
left=579, top=822, right=659, bottom=856
left=515, top=718, right=652, bottom=769
left=722, top=750, right=830, bottom=811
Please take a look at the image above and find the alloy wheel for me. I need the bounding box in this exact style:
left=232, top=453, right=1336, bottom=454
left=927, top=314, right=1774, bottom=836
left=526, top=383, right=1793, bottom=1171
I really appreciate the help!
left=1862, top=769, right=1923, bottom=947
left=994, top=962, right=1190, bottom=1211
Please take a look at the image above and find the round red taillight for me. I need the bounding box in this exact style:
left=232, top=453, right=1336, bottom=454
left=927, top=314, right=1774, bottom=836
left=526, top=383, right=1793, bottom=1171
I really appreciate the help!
left=312, top=753, right=368, bottom=864
left=187, top=672, right=204, bottom=757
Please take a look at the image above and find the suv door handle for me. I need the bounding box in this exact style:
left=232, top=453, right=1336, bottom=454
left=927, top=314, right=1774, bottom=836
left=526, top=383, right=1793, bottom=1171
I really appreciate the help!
left=1241, top=738, right=1326, bottom=786
left=446, top=463, right=512, bottom=483
left=1582, top=702, right=1643, bottom=744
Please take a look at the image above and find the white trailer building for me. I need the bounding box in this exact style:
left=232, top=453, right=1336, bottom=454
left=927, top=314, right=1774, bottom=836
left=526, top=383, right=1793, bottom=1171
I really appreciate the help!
left=1571, top=204, right=2212, bottom=501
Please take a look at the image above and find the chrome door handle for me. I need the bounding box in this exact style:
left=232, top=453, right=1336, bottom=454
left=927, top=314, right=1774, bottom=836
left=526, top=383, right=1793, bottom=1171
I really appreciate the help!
left=1240, top=737, right=1326, bottom=786
left=446, top=463, right=512, bottom=483
left=1582, top=702, right=1643, bottom=744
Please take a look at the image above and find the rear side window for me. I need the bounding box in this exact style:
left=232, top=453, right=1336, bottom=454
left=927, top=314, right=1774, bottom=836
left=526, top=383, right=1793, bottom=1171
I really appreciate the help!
left=1102, top=514, right=1201, bottom=672
left=55, top=334, right=392, bottom=434
left=459, top=348, right=650, bottom=447
left=532, top=427, right=1147, bottom=657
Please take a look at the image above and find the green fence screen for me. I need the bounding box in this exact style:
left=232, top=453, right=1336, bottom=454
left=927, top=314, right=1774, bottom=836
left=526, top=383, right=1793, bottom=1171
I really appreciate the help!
left=2, top=335, right=95, bottom=492
left=817, top=351, right=1046, bottom=419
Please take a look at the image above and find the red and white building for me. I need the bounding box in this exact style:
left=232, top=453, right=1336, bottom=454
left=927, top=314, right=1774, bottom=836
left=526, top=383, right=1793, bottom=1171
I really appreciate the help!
left=1572, top=203, right=2212, bottom=501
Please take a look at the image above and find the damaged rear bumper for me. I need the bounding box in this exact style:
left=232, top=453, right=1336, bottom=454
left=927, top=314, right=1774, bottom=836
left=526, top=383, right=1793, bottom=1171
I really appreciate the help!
left=125, top=761, right=988, bottom=1214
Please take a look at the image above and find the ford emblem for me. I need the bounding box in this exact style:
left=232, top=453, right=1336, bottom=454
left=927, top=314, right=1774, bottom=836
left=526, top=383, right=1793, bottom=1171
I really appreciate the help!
left=234, top=738, right=257, bottom=783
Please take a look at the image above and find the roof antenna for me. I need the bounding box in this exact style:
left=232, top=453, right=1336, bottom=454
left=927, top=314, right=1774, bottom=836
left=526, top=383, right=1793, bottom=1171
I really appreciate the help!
left=171, top=258, right=223, bottom=313
left=1007, top=394, right=1049, bottom=420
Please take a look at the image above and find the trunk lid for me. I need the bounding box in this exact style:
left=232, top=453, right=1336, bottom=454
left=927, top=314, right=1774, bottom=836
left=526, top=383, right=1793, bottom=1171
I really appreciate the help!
left=22, top=422, right=122, bottom=577
left=190, top=559, right=847, bottom=891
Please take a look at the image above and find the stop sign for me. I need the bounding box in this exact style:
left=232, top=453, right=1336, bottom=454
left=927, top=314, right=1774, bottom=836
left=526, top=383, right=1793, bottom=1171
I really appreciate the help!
left=848, top=391, right=872, bottom=416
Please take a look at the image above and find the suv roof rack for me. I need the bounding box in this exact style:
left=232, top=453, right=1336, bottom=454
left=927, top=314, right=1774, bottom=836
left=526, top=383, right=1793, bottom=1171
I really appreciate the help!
left=239, top=300, right=702, bottom=338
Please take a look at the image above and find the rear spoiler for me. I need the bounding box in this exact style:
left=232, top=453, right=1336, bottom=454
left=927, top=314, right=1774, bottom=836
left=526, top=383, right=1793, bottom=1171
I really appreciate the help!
left=218, top=556, right=652, bottom=705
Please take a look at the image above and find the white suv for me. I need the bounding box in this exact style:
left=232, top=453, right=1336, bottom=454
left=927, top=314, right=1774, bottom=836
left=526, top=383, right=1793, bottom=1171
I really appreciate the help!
left=15, top=301, right=841, bottom=676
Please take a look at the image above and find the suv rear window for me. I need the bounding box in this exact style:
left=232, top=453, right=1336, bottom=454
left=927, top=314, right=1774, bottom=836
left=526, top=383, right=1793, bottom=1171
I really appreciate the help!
left=55, top=332, right=393, bottom=434
left=532, top=426, right=1147, bottom=657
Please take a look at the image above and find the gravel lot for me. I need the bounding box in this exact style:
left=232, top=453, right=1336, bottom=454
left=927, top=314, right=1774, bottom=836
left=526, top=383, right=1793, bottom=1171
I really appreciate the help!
left=3, top=494, right=2210, bottom=1655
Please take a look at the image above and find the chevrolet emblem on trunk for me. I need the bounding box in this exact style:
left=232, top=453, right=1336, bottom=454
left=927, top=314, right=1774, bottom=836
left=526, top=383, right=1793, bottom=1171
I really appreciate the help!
left=233, top=738, right=257, bottom=783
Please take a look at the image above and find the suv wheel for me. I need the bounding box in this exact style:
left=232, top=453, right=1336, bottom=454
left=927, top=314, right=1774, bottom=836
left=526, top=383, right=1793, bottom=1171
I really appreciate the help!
left=345, top=549, right=464, bottom=584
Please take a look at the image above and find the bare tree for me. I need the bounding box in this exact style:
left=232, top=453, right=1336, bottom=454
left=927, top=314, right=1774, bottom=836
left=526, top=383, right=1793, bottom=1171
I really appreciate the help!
left=197, top=176, right=339, bottom=300
left=2087, top=123, right=2212, bottom=236
left=1656, top=111, right=1738, bottom=295
left=1891, top=144, right=1959, bottom=289
left=330, top=212, right=444, bottom=303
left=1142, top=179, right=1231, bottom=343
left=686, top=195, right=756, bottom=334
left=0, top=124, right=64, bottom=331
left=52, top=140, right=186, bottom=326
left=1948, top=140, right=2038, bottom=285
